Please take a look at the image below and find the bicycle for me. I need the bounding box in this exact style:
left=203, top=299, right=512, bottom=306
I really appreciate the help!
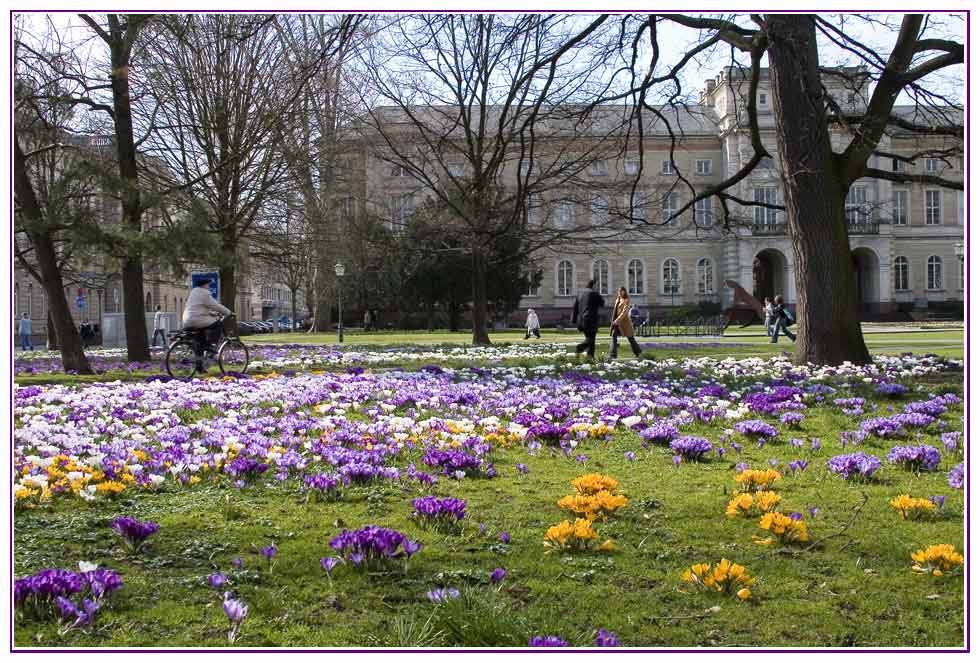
left=164, top=314, right=250, bottom=378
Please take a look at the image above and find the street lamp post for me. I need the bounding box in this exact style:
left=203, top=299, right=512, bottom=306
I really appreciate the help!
left=335, top=262, right=345, bottom=343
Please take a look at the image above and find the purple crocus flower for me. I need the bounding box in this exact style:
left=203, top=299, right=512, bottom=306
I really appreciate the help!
left=321, top=557, right=340, bottom=574
left=111, top=516, right=159, bottom=552
left=669, top=436, right=713, bottom=461
left=529, top=635, right=569, bottom=647
left=223, top=596, right=248, bottom=624
left=806, top=506, right=820, bottom=519
left=427, top=587, right=460, bottom=603
left=516, top=463, right=530, bottom=475
left=575, top=454, right=588, bottom=464
left=261, top=543, right=278, bottom=561
left=499, top=531, right=511, bottom=544
left=811, top=438, right=822, bottom=451
left=929, top=495, right=947, bottom=510
left=827, top=452, right=881, bottom=481
left=596, top=629, right=622, bottom=647
left=208, top=572, right=229, bottom=589
left=948, top=463, right=964, bottom=489
left=672, top=455, right=682, bottom=467
left=490, top=567, right=507, bottom=584
left=886, top=445, right=941, bottom=472
left=624, top=451, right=636, bottom=462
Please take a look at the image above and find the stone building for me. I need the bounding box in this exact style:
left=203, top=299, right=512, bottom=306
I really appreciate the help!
left=345, top=67, right=963, bottom=326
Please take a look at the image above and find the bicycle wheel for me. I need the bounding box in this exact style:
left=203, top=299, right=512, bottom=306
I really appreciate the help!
left=165, top=339, right=201, bottom=378
left=218, top=339, right=249, bottom=374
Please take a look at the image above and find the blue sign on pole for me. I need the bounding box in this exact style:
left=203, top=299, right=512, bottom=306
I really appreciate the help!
left=191, top=272, right=220, bottom=302
left=76, top=295, right=86, bottom=309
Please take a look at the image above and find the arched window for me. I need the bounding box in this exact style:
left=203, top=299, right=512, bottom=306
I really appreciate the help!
left=556, top=260, right=574, bottom=297
left=592, top=259, right=609, bottom=296
left=627, top=259, right=644, bottom=296
left=696, top=258, right=715, bottom=294
left=893, top=256, right=909, bottom=291
left=662, top=258, right=680, bottom=295
left=927, top=255, right=943, bottom=290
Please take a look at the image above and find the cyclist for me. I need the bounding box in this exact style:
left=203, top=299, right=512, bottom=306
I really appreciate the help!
left=181, top=278, right=232, bottom=366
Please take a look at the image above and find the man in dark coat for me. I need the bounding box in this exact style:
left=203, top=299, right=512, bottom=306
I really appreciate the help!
left=571, top=279, right=605, bottom=358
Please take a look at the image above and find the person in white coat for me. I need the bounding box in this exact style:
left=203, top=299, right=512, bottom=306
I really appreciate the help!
left=152, top=305, right=168, bottom=348
left=524, top=308, right=541, bottom=339
left=182, top=278, right=232, bottom=349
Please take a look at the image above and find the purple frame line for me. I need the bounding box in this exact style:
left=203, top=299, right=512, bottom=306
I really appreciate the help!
left=8, top=7, right=971, bottom=655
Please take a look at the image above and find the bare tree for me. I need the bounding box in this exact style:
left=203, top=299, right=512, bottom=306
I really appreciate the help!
left=355, top=14, right=632, bottom=345
left=273, top=14, right=368, bottom=332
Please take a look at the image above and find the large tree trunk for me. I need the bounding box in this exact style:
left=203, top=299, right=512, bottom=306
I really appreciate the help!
left=14, top=141, right=92, bottom=373
left=766, top=14, right=871, bottom=366
left=470, top=247, right=491, bottom=345
left=108, top=17, right=151, bottom=362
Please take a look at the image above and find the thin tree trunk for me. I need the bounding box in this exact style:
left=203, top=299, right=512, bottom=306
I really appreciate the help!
left=14, top=140, right=92, bottom=373
left=290, top=289, right=298, bottom=333
left=766, top=14, right=871, bottom=366
left=470, top=247, right=491, bottom=345
left=108, top=16, right=151, bottom=362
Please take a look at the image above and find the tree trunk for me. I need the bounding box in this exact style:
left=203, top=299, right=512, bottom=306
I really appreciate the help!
left=219, top=227, right=238, bottom=316
left=290, top=288, right=298, bottom=333
left=766, top=14, right=872, bottom=366
left=109, top=17, right=151, bottom=362
left=46, top=309, right=59, bottom=351
left=13, top=140, right=92, bottom=373
left=470, top=247, right=491, bottom=345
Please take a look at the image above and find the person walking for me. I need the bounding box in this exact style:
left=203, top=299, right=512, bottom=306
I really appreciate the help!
left=609, top=287, right=644, bottom=359
left=770, top=295, right=797, bottom=343
left=524, top=308, right=541, bottom=339
left=80, top=319, right=93, bottom=348
left=17, top=312, right=33, bottom=351
left=762, top=297, right=774, bottom=337
left=364, top=309, right=373, bottom=332
left=152, top=305, right=167, bottom=348
left=571, top=279, right=604, bottom=359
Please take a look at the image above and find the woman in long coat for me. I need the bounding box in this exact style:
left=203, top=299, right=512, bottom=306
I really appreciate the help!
left=609, top=287, right=643, bottom=358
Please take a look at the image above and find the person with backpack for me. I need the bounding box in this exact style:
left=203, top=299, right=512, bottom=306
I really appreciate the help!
left=770, top=295, right=796, bottom=343
left=524, top=308, right=541, bottom=339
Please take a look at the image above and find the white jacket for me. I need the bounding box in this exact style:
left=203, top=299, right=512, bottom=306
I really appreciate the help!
left=525, top=311, right=540, bottom=330
left=182, top=286, right=232, bottom=329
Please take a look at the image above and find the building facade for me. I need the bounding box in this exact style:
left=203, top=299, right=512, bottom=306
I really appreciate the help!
left=518, top=69, right=964, bottom=322
left=345, top=67, right=963, bottom=326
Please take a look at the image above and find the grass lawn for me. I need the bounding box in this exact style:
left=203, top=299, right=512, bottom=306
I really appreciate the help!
left=12, top=341, right=965, bottom=648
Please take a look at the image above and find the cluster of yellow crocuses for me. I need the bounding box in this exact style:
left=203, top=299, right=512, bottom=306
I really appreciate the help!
left=544, top=473, right=622, bottom=553
left=681, top=559, right=755, bottom=600
left=911, top=544, right=964, bottom=576
left=726, top=468, right=810, bottom=546
left=889, top=494, right=936, bottom=520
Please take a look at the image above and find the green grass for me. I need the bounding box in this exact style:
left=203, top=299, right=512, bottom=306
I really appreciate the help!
left=13, top=374, right=965, bottom=648
left=12, top=327, right=964, bottom=387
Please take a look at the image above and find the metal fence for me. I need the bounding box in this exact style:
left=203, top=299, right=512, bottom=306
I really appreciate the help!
left=636, top=314, right=727, bottom=337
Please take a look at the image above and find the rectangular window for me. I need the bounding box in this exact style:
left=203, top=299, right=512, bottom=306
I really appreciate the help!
left=891, top=158, right=906, bottom=173
left=389, top=164, right=410, bottom=178
left=758, top=93, right=767, bottom=106
left=661, top=160, right=674, bottom=176
left=554, top=201, right=573, bottom=229
left=662, top=192, right=679, bottom=225
left=628, top=190, right=645, bottom=223
left=695, top=198, right=713, bottom=227
left=925, top=158, right=939, bottom=174
left=388, top=193, right=414, bottom=229
left=753, top=187, right=779, bottom=225
left=925, top=190, right=942, bottom=225
left=526, top=194, right=540, bottom=225
left=525, top=269, right=539, bottom=297
left=447, top=163, right=464, bottom=177
left=695, top=159, right=712, bottom=176
left=845, top=185, right=868, bottom=225
left=589, top=160, right=608, bottom=176
left=759, top=156, right=774, bottom=170
left=591, top=194, right=609, bottom=225
left=624, top=158, right=640, bottom=176
left=892, top=189, right=908, bottom=226
left=518, top=161, right=531, bottom=178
